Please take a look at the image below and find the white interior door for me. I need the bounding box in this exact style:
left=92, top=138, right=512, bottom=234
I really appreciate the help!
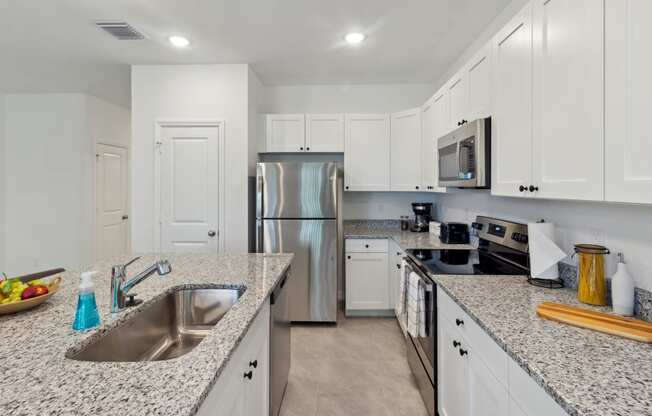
left=96, top=144, right=129, bottom=260
left=159, top=125, right=220, bottom=253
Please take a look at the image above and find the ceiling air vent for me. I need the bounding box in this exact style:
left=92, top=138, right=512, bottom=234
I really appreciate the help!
left=96, top=22, right=146, bottom=40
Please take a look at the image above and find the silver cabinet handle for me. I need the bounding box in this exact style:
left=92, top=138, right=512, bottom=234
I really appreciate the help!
left=208, top=230, right=216, bottom=237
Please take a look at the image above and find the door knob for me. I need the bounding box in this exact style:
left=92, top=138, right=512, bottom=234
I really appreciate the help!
left=208, top=230, right=217, bottom=237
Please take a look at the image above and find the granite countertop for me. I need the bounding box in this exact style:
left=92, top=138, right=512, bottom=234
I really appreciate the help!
left=344, top=219, right=475, bottom=250
left=0, top=253, right=293, bottom=416
left=433, top=274, right=652, bottom=416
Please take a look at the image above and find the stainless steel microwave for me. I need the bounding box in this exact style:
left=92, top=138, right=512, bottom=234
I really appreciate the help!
left=437, top=117, right=491, bottom=188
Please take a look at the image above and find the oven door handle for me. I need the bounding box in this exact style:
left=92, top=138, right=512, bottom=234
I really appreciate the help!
left=421, top=279, right=433, bottom=337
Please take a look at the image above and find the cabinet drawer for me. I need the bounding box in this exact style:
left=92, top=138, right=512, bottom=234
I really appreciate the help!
left=508, top=359, right=568, bottom=416
left=346, top=238, right=389, bottom=253
left=438, top=288, right=508, bottom=386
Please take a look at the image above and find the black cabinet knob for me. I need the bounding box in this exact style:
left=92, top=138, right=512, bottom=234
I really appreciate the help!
left=459, top=348, right=468, bottom=357
left=529, top=185, right=539, bottom=192
left=396, top=264, right=401, bottom=269
left=365, top=244, right=369, bottom=248
left=306, top=147, right=310, bottom=151
left=462, top=119, right=468, bottom=125
left=345, top=186, right=349, bottom=190
left=244, top=371, right=253, bottom=380
left=455, top=318, right=464, bottom=326
left=249, top=360, right=258, bottom=368
left=453, top=340, right=461, bottom=348
left=457, top=121, right=462, bottom=126
left=415, top=186, right=419, bottom=190
left=347, top=255, right=351, bottom=260
left=519, top=185, right=527, bottom=192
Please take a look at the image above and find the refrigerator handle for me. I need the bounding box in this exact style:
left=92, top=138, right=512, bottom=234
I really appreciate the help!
left=255, top=219, right=263, bottom=253
left=255, top=166, right=264, bottom=220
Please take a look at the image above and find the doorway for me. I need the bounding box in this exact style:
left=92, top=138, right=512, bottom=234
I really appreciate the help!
left=155, top=122, right=224, bottom=253
left=96, top=144, right=129, bottom=260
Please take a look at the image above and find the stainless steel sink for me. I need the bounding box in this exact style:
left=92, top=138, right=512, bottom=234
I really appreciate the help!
left=69, top=287, right=245, bottom=362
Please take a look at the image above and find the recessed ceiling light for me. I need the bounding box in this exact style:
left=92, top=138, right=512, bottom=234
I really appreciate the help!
left=344, top=32, right=365, bottom=45
left=169, top=35, right=190, bottom=48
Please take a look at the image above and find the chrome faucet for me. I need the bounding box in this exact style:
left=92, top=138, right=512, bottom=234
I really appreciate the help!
left=111, top=256, right=172, bottom=313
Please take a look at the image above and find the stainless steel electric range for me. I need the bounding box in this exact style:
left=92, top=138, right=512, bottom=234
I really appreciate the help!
left=402, top=216, right=530, bottom=416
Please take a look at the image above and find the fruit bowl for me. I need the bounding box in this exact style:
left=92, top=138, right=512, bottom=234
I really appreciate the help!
left=0, top=277, right=62, bottom=315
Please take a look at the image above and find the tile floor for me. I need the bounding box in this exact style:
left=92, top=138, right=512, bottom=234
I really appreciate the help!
left=278, top=313, right=429, bottom=416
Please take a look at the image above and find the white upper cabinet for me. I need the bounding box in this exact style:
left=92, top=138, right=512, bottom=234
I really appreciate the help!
left=531, top=0, right=604, bottom=201
left=305, top=113, right=344, bottom=152
left=605, top=0, right=652, bottom=203
left=264, top=114, right=306, bottom=152
left=465, top=43, right=493, bottom=121
left=491, top=3, right=534, bottom=197
left=448, top=72, right=468, bottom=131
left=391, top=108, right=423, bottom=191
left=344, top=114, right=391, bottom=191
left=421, top=91, right=447, bottom=192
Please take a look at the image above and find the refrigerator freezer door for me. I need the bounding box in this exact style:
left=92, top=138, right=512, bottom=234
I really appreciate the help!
left=257, top=162, right=337, bottom=219
left=260, top=219, right=337, bottom=322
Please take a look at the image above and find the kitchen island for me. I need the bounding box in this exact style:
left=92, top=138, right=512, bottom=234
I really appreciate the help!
left=0, top=253, right=292, bottom=416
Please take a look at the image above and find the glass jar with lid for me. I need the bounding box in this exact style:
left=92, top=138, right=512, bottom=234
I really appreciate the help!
left=574, top=244, right=610, bottom=306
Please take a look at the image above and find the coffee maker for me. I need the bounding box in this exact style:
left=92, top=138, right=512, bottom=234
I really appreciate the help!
left=410, top=202, right=433, bottom=232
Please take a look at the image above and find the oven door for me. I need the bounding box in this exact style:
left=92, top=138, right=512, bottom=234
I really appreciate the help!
left=405, top=261, right=437, bottom=416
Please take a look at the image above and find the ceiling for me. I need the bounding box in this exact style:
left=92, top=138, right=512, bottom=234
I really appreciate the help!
left=0, top=0, right=511, bottom=107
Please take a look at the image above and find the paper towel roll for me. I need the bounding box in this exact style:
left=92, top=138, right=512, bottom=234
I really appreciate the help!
left=528, top=222, right=567, bottom=280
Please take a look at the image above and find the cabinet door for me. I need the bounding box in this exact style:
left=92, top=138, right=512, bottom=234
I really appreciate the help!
left=345, top=252, right=389, bottom=310
left=532, top=0, right=604, bottom=201
left=344, top=114, right=391, bottom=191
left=244, top=333, right=269, bottom=416
left=391, top=108, right=423, bottom=191
left=265, top=114, right=306, bottom=152
left=421, top=93, right=447, bottom=192
left=491, top=3, right=534, bottom=197
left=388, top=240, right=403, bottom=312
left=438, top=320, right=469, bottom=416
left=468, top=351, right=508, bottom=416
left=305, top=114, right=344, bottom=152
left=605, top=0, right=652, bottom=203
left=465, top=43, right=492, bottom=121
left=448, top=72, right=468, bottom=130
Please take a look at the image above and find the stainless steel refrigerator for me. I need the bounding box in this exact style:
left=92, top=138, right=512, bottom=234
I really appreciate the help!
left=256, top=162, right=340, bottom=323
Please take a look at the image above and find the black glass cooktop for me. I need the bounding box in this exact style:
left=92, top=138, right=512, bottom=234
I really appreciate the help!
left=405, top=248, right=528, bottom=276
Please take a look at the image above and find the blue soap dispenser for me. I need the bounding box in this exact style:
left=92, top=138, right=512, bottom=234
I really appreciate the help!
left=72, top=271, right=101, bottom=331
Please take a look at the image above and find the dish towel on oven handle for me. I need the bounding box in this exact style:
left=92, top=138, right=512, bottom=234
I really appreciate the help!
left=396, top=260, right=409, bottom=316
left=407, top=271, right=425, bottom=338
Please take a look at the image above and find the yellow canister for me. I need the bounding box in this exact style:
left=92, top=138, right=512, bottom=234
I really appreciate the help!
left=574, top=244, right=609, bottom=306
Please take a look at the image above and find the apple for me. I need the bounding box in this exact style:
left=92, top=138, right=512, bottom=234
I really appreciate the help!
left=20, top=285, right=49, bottom=300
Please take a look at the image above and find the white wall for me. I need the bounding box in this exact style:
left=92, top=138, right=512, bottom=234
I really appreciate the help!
left=0, top=93, right=5, bottom=273
left=131, top=64, right=250, bottom=254
left=248, top=69, right=264, bottom=177
left=4, top=94, right=94, bottom=274
left=345, top=192, right=436, bottom=220
left=434, top=191, right=652, bottom=292
left=262, top=84, right=435, bottom=114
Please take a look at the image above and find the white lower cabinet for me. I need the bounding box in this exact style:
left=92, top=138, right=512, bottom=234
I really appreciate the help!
left=196, top=301, right=270, bottom=416
left=345, top=238, right=390, bottom=313
left=388, top=239, right=404, bottom=314
left=438, top=289, right=568, bottom=416
left=439, top=319, right=470, bottom=416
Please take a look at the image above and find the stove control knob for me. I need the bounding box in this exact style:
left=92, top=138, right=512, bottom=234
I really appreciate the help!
left=511, top=233, right=520, bottom=242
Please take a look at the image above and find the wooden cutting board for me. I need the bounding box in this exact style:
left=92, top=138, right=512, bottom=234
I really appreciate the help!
left=536, top=302, right=652, bottom=343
